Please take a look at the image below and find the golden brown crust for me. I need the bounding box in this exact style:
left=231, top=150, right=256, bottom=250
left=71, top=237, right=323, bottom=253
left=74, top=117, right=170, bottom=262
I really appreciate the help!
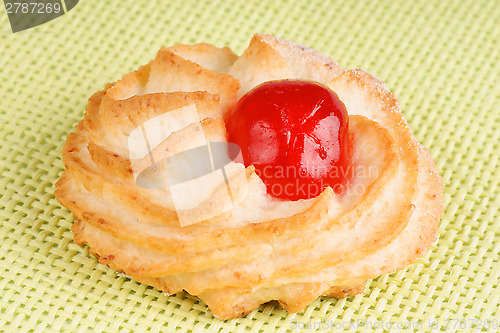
left=55, top=34, right=443, bottom=319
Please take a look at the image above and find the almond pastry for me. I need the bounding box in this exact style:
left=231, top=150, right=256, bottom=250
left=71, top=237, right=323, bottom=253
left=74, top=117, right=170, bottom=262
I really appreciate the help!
left=55, top=34, right=443, bottom=319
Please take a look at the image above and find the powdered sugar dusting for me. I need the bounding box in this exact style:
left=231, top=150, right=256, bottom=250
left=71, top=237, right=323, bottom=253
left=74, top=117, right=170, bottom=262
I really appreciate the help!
left=117, top=272, right=132, bottom=279
left=261, top=34, right=339, bottom=70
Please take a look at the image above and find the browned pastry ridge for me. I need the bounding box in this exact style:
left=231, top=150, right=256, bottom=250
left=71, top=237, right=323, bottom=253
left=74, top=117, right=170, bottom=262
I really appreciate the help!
left=55, top=34, right=444, bottom=319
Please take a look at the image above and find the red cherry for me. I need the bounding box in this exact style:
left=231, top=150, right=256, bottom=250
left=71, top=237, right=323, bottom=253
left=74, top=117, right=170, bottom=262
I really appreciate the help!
left=226, top=80, right=350, bottom=201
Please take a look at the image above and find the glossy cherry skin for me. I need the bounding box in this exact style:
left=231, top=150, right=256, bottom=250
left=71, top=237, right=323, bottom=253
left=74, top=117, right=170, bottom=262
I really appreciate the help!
left=226, top=80, right=350, bottom=201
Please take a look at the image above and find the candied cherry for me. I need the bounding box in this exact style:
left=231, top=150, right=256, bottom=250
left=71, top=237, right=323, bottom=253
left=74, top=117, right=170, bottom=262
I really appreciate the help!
left=226, top=80, right=350, bottom=201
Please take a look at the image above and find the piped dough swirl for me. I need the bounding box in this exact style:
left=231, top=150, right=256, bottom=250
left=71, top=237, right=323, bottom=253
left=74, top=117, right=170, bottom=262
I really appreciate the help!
left=55, top=34, right=443, bottom=319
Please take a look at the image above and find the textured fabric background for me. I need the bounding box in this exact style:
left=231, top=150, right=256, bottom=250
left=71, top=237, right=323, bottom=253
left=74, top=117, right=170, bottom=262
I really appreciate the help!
left=0, top=0, right=499, bottom=331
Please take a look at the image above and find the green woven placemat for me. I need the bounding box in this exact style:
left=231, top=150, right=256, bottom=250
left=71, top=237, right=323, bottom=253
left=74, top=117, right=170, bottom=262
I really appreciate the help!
left=0, top=0, right=499, bottom=331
